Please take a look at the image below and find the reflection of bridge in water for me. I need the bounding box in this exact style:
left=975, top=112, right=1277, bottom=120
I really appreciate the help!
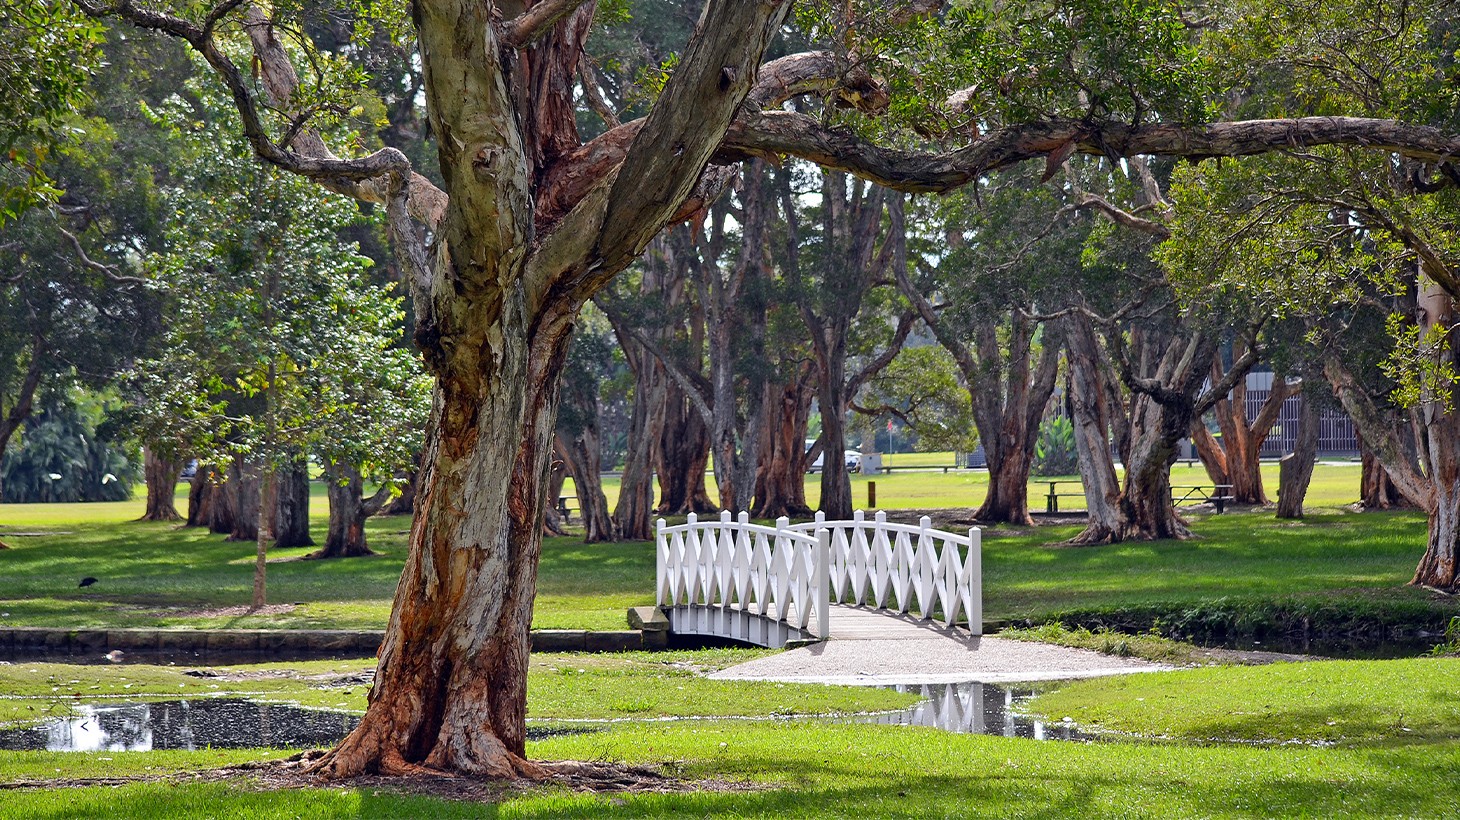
left=657, top=511, right=981, bottom=648
left=865, top=682, right=1092, bottom=740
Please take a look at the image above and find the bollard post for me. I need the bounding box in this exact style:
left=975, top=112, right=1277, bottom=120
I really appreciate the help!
left=868, top=480, right=877, bottom=508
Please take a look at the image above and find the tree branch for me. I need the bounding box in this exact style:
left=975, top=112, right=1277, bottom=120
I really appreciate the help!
left=503, top=0, right=594, bottom=49
left=722, top=112, right=1460, bottom=193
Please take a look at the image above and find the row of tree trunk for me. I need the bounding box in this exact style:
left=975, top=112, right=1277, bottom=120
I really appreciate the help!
left=170, top=457, right=405, bottom=558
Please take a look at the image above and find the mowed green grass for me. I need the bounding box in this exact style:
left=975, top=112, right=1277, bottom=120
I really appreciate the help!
left=0, top=463, right=1446, bottom=632
left=4, top=655, right=1460, bottom=817
left=4, top=720, right=1458, bottom=818
left=581, top=456, right=1365, bottom=512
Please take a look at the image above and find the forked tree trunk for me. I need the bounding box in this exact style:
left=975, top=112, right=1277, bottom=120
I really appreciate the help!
left=310, top=461, right=390, bottom=558
left=1325, top=270, right=1459, bottom=591
left=1063, top=314, right=1125, bottom=544
left=1190, top=357, right=1297, bottom=505
left=542, top=456, right=569, bottom=537
left=557, top=430, right=614, bottom=542
left=271, top=459, right=314, bottom=547
left=1412, top=280, right=1460, bottom=589
left=1276, top=389, right=1319, bottom=519
left=140, top=447, right=184, bottom=522
left=1122, top=391, right=1194, bottom=540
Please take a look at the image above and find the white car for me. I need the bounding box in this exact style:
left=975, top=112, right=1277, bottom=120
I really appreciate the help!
left=806, top=441, right=863, bottom=473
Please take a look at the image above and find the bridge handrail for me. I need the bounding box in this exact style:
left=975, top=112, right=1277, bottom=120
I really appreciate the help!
left=787, top=510, right=981, bottom=632
left=656, top=509, right=982, bottom=641
left=656, top=511, right=831, bottom=639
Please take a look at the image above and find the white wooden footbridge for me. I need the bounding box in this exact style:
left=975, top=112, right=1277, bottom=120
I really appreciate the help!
left=655, top=510, right=982, bottom=648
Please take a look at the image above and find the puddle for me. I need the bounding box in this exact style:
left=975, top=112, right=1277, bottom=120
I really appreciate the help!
left=0, top=700, right=359, bottom=752
left=864, top=682, right=1092, bottom=741
left=0, top=699, right=597, bottom=752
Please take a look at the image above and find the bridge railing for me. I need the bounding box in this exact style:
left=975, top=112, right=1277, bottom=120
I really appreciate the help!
left=786, top=510, right=981, bottom=633
left=656, top=511, right=831, bottom=639
left=656, top=510, right=982, bottom=642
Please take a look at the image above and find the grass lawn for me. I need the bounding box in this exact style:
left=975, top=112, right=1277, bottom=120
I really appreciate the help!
left=2, top=653, right=1459, bottom=817
left=0, top=464, right=1453, bottom=636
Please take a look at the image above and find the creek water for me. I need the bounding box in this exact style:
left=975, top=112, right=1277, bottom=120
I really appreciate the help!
left=0, top=681, right=1085, bottom=752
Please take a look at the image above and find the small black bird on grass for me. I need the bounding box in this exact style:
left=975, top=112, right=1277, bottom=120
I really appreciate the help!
left=78, top=577, right=98, bottom=588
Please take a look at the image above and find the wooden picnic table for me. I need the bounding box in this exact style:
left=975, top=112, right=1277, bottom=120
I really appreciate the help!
left=1042, top=481, right=1235, bottom=513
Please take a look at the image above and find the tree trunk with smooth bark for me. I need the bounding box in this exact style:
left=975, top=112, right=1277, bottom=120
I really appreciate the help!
left=1358, top=434, right=1413, bottom=509
left=1063, top=314, right=1126, bottom=544
left=611, top=345, right=660, bottom=540
left=140, top=447, right=183, bottom=522
left=1275, top=388, right=1319, bottom=519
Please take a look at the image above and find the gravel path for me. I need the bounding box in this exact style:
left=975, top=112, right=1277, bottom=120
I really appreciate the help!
left=710, top=607, right=1168, bottom=685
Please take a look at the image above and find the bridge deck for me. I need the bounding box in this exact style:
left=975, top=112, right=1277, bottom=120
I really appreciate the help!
left=709, top=604, right=1165, bottom=685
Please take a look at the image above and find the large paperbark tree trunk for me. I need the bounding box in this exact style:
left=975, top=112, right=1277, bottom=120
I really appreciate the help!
left=752, top=370, right=816, bottom=519
left=140, top=446, right=183, bottom=522
left=557, top=429, right=614, bottom=542
left=655, top=379, right=716, bottom=514
left=271, top=458, right=314, bottom=548
left=611, top=360, right=660, bottom=539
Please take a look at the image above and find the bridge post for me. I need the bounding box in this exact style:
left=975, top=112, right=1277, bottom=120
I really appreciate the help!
left=655, top=518, right=667, bottom=606
left=968, top=526, right=983, bottom=636
left=815, top=527, right=831, bottom=640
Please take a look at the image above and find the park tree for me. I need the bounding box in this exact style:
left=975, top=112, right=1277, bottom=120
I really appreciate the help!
left=78, top=0, right=1460, bottom=779
left=895, top=173, right=1069, bottom=525
left=133, top=82, right=425, bottom=587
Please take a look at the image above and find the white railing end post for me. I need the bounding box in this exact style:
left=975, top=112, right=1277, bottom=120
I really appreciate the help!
left=687, top=512, right=698, bottom=526
left=775, top=515, right=790, bottom=531
left=738, top=510, right=750, bottom=525
left=814, top=510, right=826, bottom=526
left=969, top=526, right=983, bottom=636
left=816, top=527, right=831, bottom=640
left=919, top=514, right=932, bottom=530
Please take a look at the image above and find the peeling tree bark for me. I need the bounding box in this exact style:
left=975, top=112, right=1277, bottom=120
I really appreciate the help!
left=271, top=458, right=314, bottom=548
left=1190, top=351, right=1298, bottom=505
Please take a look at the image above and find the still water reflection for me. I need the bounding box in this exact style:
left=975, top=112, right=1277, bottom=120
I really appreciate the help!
left=864, top=682, right=1091, bottom=741
left=0, top=699, right=358, bottom=752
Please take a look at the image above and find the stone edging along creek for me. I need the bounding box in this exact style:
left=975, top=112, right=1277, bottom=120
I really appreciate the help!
left=0, top=626, right=660, bottom=659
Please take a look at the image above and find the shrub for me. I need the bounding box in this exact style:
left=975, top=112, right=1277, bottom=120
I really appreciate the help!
left=1033, top=416, right=1079, bottom=477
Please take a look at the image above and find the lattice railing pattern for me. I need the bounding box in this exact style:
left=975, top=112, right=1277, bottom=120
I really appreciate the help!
left=656, top=512, right=831, bottom=639
left=787, top=510, right=982, bottom=632
left=656, top=510, right=983, bottom=641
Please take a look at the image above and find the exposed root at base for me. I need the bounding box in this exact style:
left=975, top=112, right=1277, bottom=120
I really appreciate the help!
left=215, top=754, right=765, bottom=802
